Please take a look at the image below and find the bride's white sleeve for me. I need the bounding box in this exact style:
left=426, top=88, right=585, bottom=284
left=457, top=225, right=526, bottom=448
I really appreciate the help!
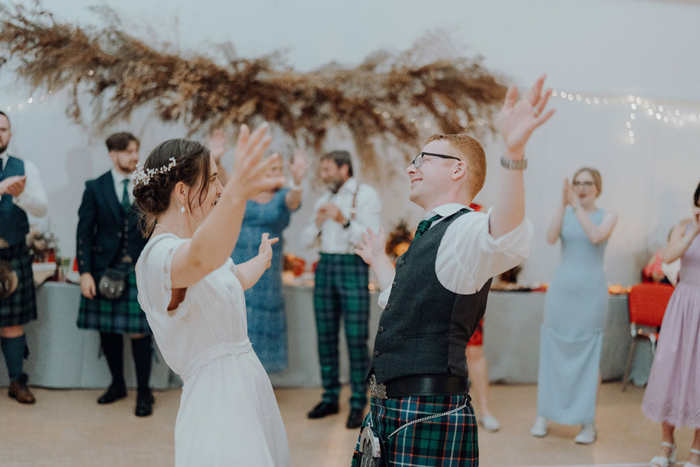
left=137, top=236, right=189, bottom=319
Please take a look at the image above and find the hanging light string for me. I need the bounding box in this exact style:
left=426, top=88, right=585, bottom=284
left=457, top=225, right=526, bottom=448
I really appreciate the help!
left=550, top=90, right=700, bottom=145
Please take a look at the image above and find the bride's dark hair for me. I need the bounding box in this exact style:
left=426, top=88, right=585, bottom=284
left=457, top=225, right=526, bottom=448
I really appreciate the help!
left=133, top=139, right=211, bottom=236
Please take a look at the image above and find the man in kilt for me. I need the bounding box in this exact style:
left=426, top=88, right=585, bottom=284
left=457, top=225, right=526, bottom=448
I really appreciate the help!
left=351, top=75, right=555, bottom=466
left=0, top=111, right=48, bottom=404
left=301, top=151, right=381, bottom=429
left=77, top=132, right=154, bottom=417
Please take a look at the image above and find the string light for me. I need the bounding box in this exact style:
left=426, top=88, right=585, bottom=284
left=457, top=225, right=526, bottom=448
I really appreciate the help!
left=549, top=89, right=700, bottom=146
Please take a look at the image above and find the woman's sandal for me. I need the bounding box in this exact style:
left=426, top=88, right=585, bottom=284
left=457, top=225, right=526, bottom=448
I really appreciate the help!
left=650, top=442, right=676, bottom=467
left=682, top=448, right=700, bottom=467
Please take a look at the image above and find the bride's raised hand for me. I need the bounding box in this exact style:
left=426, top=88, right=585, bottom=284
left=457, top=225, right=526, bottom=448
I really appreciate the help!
left=227, top=124, right=286, bottom=199
left=258, top=233, right=280, bottom=269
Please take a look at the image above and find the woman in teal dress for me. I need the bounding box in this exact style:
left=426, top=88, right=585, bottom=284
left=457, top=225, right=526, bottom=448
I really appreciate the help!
left=230, top=151, right=308, bottom=373
left=530, top=167, right=618, bottom=444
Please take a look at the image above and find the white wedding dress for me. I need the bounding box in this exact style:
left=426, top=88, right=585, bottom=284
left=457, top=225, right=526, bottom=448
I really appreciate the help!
left=136, top=234, right=290, bottom=466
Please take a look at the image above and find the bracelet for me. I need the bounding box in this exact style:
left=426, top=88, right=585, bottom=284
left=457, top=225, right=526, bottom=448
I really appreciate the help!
left=289, top=179, right=303, bottom=191
left=500, top=156, right=527, bottom=170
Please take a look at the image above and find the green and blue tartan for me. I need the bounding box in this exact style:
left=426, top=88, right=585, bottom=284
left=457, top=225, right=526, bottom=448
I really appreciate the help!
left=352, top=394, right=478, bottom=466
left=0, top=244, right=37, bottom=327
left=78, top=270, right=150, bottom=335
left=314, top=253, right=370, bottom=410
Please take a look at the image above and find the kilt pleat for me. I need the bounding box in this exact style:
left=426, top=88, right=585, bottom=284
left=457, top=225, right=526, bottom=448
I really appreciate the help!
left=0, top=245, right=37, bottom=327
left=78, top=270, right=150, bottom=334
left=352, top=394, right=478, bottom=466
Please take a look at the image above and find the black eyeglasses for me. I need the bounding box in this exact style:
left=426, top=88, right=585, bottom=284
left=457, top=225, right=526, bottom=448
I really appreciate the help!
left=410, top=152, right=462, bottom=169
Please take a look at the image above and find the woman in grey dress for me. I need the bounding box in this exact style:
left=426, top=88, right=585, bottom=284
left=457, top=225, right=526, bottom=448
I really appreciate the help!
left=530, top=167, right=617, bottom=444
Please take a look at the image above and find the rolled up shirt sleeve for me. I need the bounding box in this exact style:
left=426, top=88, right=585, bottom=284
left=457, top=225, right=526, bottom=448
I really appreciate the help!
left=13, top=160, right=48, bottom=217
left=435, top=209, right=533, bottom=295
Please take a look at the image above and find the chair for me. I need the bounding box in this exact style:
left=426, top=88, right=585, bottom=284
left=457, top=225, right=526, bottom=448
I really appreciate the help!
left=622, top=283, right=674, bottom=391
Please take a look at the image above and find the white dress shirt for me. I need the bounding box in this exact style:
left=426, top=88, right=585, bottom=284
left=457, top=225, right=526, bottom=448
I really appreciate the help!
left=378, top=203, right=533, bottom=307
left=112, top=168, right=134, bottom=205
left=0, top=152, right=48, bottom=218
left=301, top=177, right=381, bottom=255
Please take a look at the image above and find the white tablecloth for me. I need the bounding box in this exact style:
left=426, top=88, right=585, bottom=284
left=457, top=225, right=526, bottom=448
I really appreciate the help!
left=1, top=283, right=651, bottom=388
left=0, top=282, right=172, bottom=389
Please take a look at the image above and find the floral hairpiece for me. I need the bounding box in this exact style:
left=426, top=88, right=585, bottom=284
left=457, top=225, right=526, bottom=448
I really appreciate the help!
left=132, top=157, right=177, bottom=186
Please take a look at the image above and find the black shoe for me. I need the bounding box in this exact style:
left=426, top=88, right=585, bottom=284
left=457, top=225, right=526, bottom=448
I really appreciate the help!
left=135, top=391, right=154, bottom=417
left=346, top=408, right=365, bottom=429
left=97, top=384, right=127, bottom=404
left=307, top=401, right=339, bottom=419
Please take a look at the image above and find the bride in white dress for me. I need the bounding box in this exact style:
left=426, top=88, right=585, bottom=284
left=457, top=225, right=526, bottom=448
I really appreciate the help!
left=132, top=124, right=290, bottom=466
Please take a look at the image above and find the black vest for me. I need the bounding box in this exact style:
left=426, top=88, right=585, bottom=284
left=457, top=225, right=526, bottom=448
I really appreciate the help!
left=0, top=156, right=29, bottom=246
left=367, top=210, right=492, bottom=384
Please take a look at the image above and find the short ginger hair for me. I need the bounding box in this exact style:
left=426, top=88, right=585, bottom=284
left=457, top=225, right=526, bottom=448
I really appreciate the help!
left=425, top=133, right=486, bottom=197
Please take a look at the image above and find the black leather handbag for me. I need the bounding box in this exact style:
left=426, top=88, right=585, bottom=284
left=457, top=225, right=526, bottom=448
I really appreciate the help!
left=98, top=267, right=127, bottom=300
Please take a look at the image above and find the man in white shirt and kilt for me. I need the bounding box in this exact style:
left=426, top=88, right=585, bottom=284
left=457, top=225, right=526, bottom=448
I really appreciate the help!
left=0, top=111, right=48, bottom=404
left=76, top=132, right=154, bottom=417
left=351, top=75, right=555, bottom=466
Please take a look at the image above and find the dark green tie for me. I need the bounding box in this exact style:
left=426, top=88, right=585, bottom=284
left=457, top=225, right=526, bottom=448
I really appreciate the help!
left=412, top=214, right=442, bottom=242
left=121, top=179, right=131, bottom=212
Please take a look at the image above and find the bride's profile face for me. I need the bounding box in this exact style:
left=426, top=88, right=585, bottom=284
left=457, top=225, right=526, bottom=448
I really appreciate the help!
left=188, top=155, right=223, bottom=226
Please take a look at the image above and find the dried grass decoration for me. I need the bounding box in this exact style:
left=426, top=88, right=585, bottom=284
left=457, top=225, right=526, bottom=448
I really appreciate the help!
left=0, top=3, right=507, bottom=173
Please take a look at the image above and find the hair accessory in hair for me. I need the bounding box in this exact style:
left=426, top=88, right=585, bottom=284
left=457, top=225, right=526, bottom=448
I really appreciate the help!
left=132, top=157, right=177, bottom=186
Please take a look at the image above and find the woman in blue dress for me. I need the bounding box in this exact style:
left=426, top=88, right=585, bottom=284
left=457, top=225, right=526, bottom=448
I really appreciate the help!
left=530, top=167, right=617, bottom=444
left=231, top=150, right=308, bottom=373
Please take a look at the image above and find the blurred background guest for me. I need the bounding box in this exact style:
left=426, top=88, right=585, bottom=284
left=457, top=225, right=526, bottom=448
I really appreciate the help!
left=531, top=167, right=617, bottom=444
left=76, top=132, right=154, bottom=417
left=0, top=110, right=47, bottom=404
left=642, top=181, right=700, bottom=467
left=643, top=228, right=681, bottom=286
left=230, top=143, right=309, bottom=374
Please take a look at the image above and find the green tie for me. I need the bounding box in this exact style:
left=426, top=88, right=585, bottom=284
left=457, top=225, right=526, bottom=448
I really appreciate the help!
left=121, top=179, right=131, bottom=212
left=412, top=214, right=442, bottom=242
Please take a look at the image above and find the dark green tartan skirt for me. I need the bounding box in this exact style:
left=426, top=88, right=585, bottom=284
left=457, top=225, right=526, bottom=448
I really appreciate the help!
left=0, top=244, right=37, bottom=327
left=78, top=270, right=150, bottom=335
left=352, top=394, right=478, bottom=466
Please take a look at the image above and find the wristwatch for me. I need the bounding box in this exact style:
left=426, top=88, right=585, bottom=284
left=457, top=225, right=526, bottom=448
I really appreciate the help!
left=343, top=219, right=351, bottom=229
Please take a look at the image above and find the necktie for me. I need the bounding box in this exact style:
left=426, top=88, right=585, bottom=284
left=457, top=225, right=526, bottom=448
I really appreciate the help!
left=121, top=179, right=131, bottom=212
left=412, top=214, right=442, bottom=242
left=0, top=157, right=4, bottom=176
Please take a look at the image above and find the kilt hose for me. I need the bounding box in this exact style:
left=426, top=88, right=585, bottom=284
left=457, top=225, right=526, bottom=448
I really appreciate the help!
left=314, top=253, right=370, bottom=410
left=352, top=394, right=478, bottom=467
left=0, top=244, right=37, bottom=327
left=78, top=270, right=151, bottom=335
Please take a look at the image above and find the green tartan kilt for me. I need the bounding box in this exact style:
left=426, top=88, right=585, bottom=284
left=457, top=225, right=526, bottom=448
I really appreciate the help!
left=352, top=394, right=478, bottom=466
left=0, top=244, right=37, bottom=327
left=78, top=270, right=150, bottom=335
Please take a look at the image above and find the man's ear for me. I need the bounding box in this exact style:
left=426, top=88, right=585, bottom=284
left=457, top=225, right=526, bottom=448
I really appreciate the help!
left=451, top=161, right=468, bottom=182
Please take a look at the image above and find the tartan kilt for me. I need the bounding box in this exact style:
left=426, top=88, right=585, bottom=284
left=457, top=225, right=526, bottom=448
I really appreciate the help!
left=352, top=394, right=478, bottom=467
left=78, top=270, right=150, bottom=335
left=0, top=244, right=37, bottom=327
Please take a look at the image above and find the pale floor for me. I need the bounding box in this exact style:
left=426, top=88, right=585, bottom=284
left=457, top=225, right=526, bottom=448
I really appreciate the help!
left=0, top=382, right=696, bottom=467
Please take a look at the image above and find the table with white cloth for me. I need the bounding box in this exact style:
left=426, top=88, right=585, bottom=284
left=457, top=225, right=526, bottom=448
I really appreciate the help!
left=0, top=282, right=173, bottom=389
left=1, top=283, right=652, bottom=388
left=269, top=286, right=653, bottom=387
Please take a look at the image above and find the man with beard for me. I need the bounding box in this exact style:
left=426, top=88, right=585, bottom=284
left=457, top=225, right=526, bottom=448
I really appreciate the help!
left=76, top=132, right=154, bottom=416
left=0, top=110, right=48, bottom=404
left=301, top=150, right=381, bottom=429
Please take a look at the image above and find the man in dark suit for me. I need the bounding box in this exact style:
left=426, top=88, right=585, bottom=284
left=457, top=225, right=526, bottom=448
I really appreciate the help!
left=76, top=132, right=154, bottom=417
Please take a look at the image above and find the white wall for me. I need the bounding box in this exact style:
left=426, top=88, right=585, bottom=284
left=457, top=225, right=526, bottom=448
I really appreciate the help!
left=2, top=0, right=700, bottom=285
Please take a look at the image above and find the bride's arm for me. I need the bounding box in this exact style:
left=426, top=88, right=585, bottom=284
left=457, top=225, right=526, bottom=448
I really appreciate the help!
left=235, top=234, right=278, bottom=291
left=171, top=124, right=286, bottom=289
